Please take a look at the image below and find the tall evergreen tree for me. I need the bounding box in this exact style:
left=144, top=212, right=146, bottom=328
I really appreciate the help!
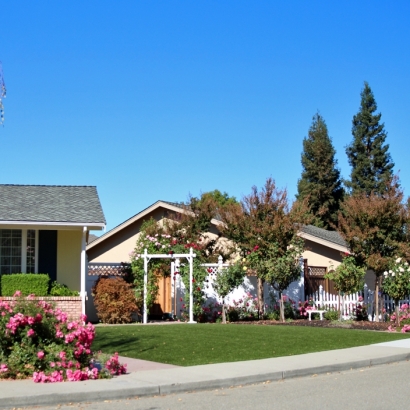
left=346, top=82, right=394, bottom=195
left=297, top=113, right=344, bottom=229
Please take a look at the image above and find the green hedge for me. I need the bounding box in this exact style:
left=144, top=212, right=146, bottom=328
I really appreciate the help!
left=0, top=273, right=50, bottom=296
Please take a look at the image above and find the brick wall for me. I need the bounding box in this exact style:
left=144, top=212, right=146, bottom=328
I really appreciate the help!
left=0, top=296, right=82, bottom=322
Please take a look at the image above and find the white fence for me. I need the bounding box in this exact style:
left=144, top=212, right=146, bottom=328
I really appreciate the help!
left=307, top=284, right=410, bottom=320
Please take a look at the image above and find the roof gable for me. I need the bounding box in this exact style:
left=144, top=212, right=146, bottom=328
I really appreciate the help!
left=300, top=225, right=348, bottom=252
left=0, top=185, right=106, bottom=226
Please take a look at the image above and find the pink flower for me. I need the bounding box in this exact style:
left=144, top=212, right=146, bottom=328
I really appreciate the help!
left=13, top=290, right=22, bottom=297
left=37, top=351, right=45, bottom=360
left=27, top=329, right=35, bottom=337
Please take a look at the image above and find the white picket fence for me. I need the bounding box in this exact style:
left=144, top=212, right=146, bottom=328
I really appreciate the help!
left=307, top=284, right=410, bottom=320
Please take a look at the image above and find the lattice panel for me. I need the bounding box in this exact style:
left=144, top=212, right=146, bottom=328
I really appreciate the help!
left=309, top=266, right=327, bottom=276
left=88, top=265, right=124, bottom=276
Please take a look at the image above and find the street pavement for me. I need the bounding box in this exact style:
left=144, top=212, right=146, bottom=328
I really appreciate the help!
left=1, top=339, right=410, bottom=409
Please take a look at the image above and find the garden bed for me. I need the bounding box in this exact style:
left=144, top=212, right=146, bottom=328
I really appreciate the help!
left=232, top=319, right=392, bottom=331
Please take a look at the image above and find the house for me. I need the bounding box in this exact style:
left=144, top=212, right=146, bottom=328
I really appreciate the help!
left=87, top=200, right=376, bottom=320
left=0, top=185, right=106, bottom=315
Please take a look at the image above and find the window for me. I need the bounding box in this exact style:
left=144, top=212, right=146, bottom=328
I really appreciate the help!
left=0, top=230, right=22, bottom=274
left=0, top=229, right=37, bottom=274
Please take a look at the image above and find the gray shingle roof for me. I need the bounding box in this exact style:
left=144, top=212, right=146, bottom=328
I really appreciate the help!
left=301, top=225, right=347, bottom=247
left=0, top=185, right=106, bottom=224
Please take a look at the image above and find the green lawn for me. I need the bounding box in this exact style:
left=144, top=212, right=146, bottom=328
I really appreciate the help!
left=92, top=323, right=410, bottom=366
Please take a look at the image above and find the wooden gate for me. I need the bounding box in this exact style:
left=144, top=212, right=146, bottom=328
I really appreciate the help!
left=304, top=259, right=336, bottom=299
left=150, top=276, right=172, bottom=318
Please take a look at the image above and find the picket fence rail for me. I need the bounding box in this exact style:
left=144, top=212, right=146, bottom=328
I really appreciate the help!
left=307, top=284, right=410, bottom=320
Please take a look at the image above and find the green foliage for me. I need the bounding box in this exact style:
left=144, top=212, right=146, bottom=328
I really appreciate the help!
left=324, top=309, right=339, bottom=321
left=325, top=256, right=366, bottom=295
left=0, top=295, right=96, bottom=380
left=0, top=274, right=50, bottom=296
left=213, top=261, right=246, bottom=300
left=178, top=258, right=208, bottom=319
left=130, top=218, right=210, bottom=319
left=382, top=259, right=410, bottom=303
left=219, top=178, right=309, bottom=317
left=49, top=282, right=79, bottom=296
left=198, top=190, right=238, bottom=207
left=248, top=238, right=304, bottom=294
left=210, top=261, right=245, bottom=323
left=92, top=277, right=139, bottom=324
left=297, top=113, right=344, bottom=229
left=346, top=82, right=394, bottom=195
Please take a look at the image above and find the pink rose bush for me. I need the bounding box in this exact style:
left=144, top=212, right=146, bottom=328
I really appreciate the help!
left=388, top=303, right=410, bottom=332
left=0, top=292, right=126, bottom=382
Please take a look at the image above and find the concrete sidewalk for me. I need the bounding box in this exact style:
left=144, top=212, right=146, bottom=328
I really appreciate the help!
left=1, top=339, right=410, bottom=409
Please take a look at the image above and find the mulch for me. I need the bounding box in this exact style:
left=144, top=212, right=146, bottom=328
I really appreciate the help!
left=232, top=319, right=392, bottom=331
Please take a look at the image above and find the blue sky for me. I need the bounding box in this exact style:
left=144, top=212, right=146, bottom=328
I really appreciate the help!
left=1, top=1, right=410, bottom=233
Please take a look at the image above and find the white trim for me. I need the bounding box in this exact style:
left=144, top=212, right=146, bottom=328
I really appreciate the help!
left=81, top=227, right=88, bottom=318
left=21, top=229, right=27, bottom=273
left=87, top=200, right=222, bottom=250
left=0, top=221, right=105, bottom=230
left=35, top=229, right=39, bottom=273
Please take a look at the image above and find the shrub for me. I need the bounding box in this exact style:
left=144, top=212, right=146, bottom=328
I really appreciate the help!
left=1, top=274, right=50, bottom=296
left=0, top=291, right=126, bottom=382
left=227, top=293, right=259, bottom=321
left=49, top=281, right=79, bottom=296
left=324, top=309, right=339, bottom=321
left=92, top=277, right=138, bottom=324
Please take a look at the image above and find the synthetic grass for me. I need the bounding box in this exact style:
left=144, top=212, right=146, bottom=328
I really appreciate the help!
left=93, top=324, right=410, bottom=366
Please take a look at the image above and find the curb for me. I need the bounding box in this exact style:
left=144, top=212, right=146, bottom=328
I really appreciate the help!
left=2, top=352, right=410, bottom=409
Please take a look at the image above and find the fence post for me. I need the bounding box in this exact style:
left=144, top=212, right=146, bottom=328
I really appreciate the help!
left=218, top=255, right=223, bottom=272
left=319, top=285, right=323, bottom=308
left=299, top=257, right=305, bottom=304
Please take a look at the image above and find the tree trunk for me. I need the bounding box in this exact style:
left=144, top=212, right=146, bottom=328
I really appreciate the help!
left=222, top=298, right=227, bottom=324
left=374, top=278, right=379, bottom=322
left=395, top=298, right=400, bottom=327
left=279, top=292, right=285, bottom=322
left=257, top=277, right=264, bottom=318
left=379, top=276, right=384, bottom=322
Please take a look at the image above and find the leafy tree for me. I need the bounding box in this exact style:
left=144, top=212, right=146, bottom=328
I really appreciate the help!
left=213, top=261, right=246, bottom=324
left=382, top=259, right=410, bottom=326
left=337, top=177, right=410, bottom=321
left=219, top=178, right=308, bottom=320
left=198, top=190, right=238, bottom=207
left=326, top=255, right=366, bottom=295
left=166, top=191, right=236, bottom=262
left=325, top=255, right=366, bottom=320
left=297, top=113, right=344, bottom=229
left=346, top=82, right=394, bottom=195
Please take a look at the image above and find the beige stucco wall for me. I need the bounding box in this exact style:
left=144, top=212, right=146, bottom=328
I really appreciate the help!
left=57, top=230, right=82, bottom=291
left=87, top=207, right=166, bottom=263
left=302, top=239, right=344, bottom=270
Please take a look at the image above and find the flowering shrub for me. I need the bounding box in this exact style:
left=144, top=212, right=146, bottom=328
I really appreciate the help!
left=130, top=218, right=210, bottom=319
left=389, top=303, right=410, bottom=331
left=226, top=293, right=259, bottom=321
left=352, top=296, right=368, bottom=321
left=383, top=259, right=410, bottom=326
left=264, top=294, right=297, bottom=320
left=191, top=301, right=222, bottom=323
left=298, top=299, right=316, bottom=318
left=0, top=292, right=126, bottom=382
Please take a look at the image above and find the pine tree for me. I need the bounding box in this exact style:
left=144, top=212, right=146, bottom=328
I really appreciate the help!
left=346, top=82, right=394, bottom=195
left=297, top=113, right=344, bottom=229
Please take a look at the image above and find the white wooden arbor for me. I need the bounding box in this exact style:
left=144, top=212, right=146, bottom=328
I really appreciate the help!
left=142, top=247, right=197, bottom=324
